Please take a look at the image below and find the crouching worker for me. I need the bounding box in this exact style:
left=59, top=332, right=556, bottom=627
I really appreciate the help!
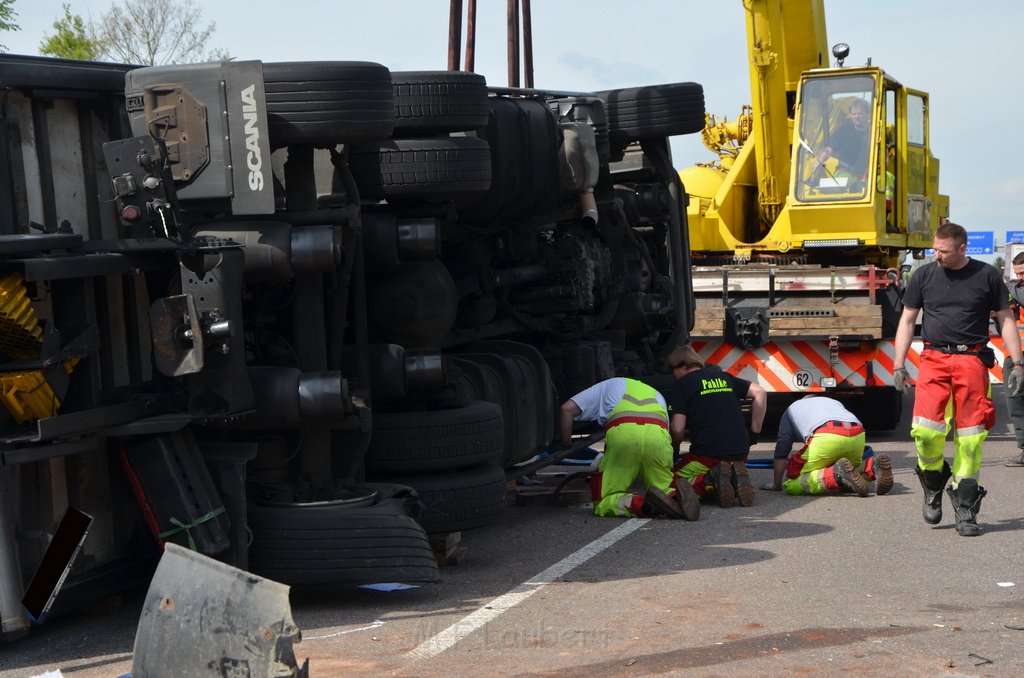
left=559, top=377, right=699, bottom=520
left=765, top=395, right=893, bottom=496
left=667, top=344, right=767, bottom=508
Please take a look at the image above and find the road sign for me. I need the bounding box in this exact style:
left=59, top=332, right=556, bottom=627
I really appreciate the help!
left=1007, top=230, right=1024, bottom=244
left=966, top=231, right=994, bottom=255
left=924, top=230, right=994, bottom=257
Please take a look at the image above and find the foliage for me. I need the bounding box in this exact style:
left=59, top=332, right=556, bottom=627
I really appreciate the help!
left=39, top=4, right=102, bottom=61
left=0, top=0, right=19, bottom=53
left=91, top=0, right=226, bottom=65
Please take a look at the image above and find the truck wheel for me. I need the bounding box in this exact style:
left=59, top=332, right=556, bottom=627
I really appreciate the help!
left=597, top=82, right=706, bottom=140
left=247, top=496, right=440, bottom=585
left=347, top=137, right=492, bottom=198
left=371, top=464, right=507, bottom=534
left=391, top=70, right=489, bottom=133
left=469, top=340, right=555, bottom=463
left=262, top=61, right=394, bottom=148
left=367, top=400, right=505, bottom=473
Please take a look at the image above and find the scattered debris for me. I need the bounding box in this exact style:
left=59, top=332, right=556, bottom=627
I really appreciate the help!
left=131, top=543, right=307, bottom=677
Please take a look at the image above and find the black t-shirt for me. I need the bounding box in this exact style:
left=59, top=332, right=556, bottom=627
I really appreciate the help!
left=903, top=259, right=1009, bottom=345
left=668, top=365, right=752, bottom=460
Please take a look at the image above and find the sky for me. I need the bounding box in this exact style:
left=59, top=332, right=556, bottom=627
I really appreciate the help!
left=3, top=1, right=1021, bottom=261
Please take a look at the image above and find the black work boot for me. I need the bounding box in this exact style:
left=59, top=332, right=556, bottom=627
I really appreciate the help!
left=832, top=458, right=869, bottom=496
left=947, top=479, right=986, bottom=537
left=673, top=478, right=701, bottom=521
left=643, top=487, right=685, bottom=519
left=708, top=462, right=735, bottom=508
left=733, top=461, right=756, bottom=507
left=914, top=461, right=952, bottom=525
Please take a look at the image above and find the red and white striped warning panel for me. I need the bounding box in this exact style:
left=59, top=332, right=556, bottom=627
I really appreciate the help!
left=690, top=339, right=928, bottom=393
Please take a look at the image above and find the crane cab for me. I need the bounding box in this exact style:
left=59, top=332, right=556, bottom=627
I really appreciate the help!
left=783, top=67, right=946, bottom=265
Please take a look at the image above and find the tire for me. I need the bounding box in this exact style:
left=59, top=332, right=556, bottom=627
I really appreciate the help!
left=348, top=137, right=492, bottom=198
left=262, top=61, right=394, bottom=148
left=373, top=464, right=507, bottom=534
left=367, top=400, right=504, bottom=473
left=391, top=71, right=490, bottom=133
left=247, top=497, right=439, bottom=585
left=471, top=340, right=555, bottom=460
left=596, top=82, right=706, bottom=140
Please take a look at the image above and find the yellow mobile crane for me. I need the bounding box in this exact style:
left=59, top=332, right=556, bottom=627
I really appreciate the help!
left=679, top=0, right=948, bottom=428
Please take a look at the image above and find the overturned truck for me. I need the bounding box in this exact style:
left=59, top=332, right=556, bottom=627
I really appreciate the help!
left=0, top=54, right=703, bottom=639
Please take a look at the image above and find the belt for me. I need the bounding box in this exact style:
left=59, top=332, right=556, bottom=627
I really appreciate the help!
left=923, top=341, right=984, bottom=355
left=814, top=420, right=864, bottom=435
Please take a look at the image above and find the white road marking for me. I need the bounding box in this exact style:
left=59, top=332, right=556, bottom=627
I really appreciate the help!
left=304, top=619, right=385, bottom=641
left=405, top=518, right=650, bottom=661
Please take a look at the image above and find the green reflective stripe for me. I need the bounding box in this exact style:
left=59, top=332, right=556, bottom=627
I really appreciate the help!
left=917, top=453, right=944, bottom=466
left=621, top=394, right=661, bottom=407
left=609, top=379, right=667, bottom=421
left=912, top=416, right=947, bottom=433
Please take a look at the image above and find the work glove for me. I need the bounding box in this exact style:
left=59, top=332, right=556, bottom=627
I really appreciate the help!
left=1009, top=365, right=1024, bottom=397
left=893, top=367, right=911, bottom=394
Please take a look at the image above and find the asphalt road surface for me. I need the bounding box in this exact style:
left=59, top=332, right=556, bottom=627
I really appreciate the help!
left=3, top=387, right=1024, bottom=677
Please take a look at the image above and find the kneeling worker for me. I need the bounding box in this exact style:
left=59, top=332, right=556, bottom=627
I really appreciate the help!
left=559, top=377, right=699, bottom=520
left=765, top=395, right=893, bottom=496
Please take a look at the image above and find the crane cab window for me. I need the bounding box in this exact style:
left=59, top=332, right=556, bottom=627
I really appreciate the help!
left=795, top=75, right=876, bottom=203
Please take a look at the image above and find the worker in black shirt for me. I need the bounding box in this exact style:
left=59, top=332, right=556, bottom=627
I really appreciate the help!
left=893, top=222, right=1024, bottom=536
left=666, top=344, right=767, bottom=508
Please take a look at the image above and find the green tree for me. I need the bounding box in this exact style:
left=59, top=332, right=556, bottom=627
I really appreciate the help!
left=91, top=0, right=226, bottom=65
left=39, top=4, right=102, bottom=60
left=0, top=0, right=19, bottom=53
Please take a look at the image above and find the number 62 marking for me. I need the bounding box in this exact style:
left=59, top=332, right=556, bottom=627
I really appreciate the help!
left=793, top=370, right=813, bottom=390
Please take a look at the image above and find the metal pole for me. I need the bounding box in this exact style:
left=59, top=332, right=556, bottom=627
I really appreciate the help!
left=464, top=0, right=477, bottom=72
left=507, top=0, right=520, bottom=87
left=448, top=0, right=463, bottom=71
left=522, top=0, right=534, bottom=88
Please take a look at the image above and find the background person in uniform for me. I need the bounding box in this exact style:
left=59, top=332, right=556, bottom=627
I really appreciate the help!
left=816, top=97, right=872, bottom=180
left=1002, top=250, right=1024, bottom=467
left=666, top=344, right=766, bottom=508
left=559, top=377, right=699, bottom=520
left=893, top=222, right=1024, bottom=536
left=764, top=395, right=893, bottom=496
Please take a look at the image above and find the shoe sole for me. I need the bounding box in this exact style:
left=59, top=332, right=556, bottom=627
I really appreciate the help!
left=874, top=455, right=894, bottom=495
left=673, top=477, right=701, bottom=521
left=644, top=487, right=685, bottom=519
left=715, top=463, right=735, bottom=508
left=836, top=458, right=869, bottom=497
left=733, top=461, right=756, bottom=507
